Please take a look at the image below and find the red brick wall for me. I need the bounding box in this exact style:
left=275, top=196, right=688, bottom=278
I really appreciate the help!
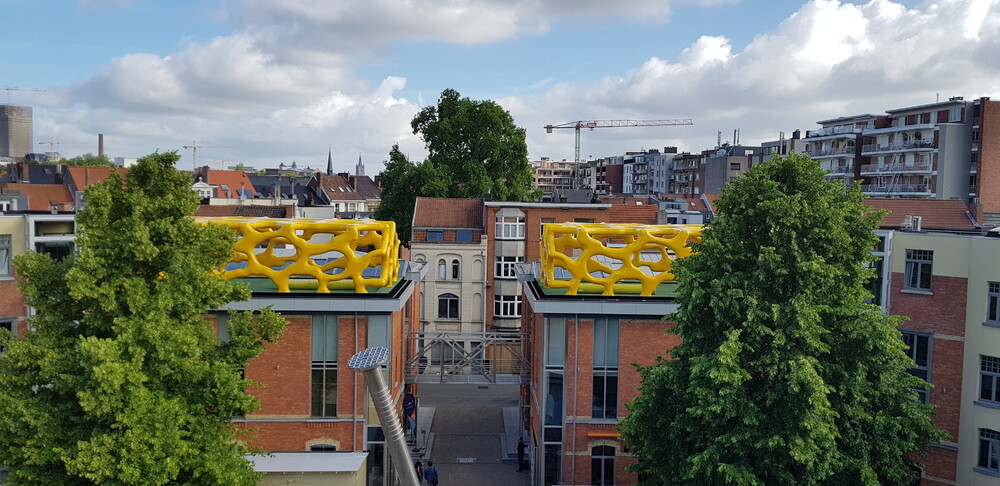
left=0, top=279, right=26, bottom=336
left=889, top=273, right=965, bottom=480
left=247, top=315, right=312, bottom=417
left=978, top=100, right=1000, bottom=223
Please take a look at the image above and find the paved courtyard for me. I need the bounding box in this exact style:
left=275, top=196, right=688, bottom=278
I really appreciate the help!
left=416, top=384, right=530, bottom=486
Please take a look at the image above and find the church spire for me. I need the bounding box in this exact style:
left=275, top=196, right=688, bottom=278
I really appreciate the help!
left=356, top=152, right=365, bottom=177
left=326, top=147, right=333, bottom=176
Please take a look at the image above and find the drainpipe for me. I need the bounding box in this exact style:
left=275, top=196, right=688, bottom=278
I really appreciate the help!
left=353, top=315, right=359, bottom=452
left=571, top=314, right=579, bottom=483
left=348, top=346, right=420, bottom=486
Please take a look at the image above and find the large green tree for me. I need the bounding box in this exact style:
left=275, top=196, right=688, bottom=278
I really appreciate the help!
left=375, top=89, right=538, bottom=244
left=619, top=153, right=944, bottom=486
left=57, top=153, right=114, bottom=167
left=0, top=152, right=286, bottom=485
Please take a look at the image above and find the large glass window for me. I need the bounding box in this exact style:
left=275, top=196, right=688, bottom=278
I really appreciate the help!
left=901, top=330, right=931, bottom=403
left=494, top=295, right=522, bottom=318
left=495, top=256, right=525, bottom=279
left=456, top=230, right=473, bottom=242
left=593, top=318, right=619, bottom=419
left=904, top=249, right=933, bottom=291
left=437, top=293, right=459, bottom=319
left=496, top=216, right=525, bottom=240
left=438, top=259, right=447, bottom=280
left=311, top=315, right=338, bottom=417
left=0, top=235, right=10, bottom=277
left=978, top=428, right=1000, bottom=475
left=591, top=445, right=616, bottom=486
left=980, top=355, right=1000, bottom=404
left=427, top=230, right=444, bottom=242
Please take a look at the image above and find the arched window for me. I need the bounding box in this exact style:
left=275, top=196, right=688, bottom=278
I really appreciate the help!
left=438, top=259, right=447, bottom=280
left=438, top=293, right=459, bottom=319
left=452, top=259, right=461, bottom=280
left=591, top=445, right=615, bottom=485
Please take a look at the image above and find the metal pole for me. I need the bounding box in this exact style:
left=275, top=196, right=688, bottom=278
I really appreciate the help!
left=348, top=347, right=420, bottom=486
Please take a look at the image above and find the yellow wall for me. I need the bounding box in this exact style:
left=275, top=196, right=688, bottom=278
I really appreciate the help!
left=889, top=232, right=971, bottom=279
left=0, top=216, right=27, bottom=255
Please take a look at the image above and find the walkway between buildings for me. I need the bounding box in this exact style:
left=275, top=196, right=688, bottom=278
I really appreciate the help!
left=412, top=384, right=529, bottom=486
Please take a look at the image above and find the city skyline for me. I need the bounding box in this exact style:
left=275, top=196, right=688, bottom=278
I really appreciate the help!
left=2, top=0, right=998, bottom=172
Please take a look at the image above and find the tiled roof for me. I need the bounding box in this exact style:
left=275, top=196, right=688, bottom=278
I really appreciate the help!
left=6, top=183, right=73, bottom=211
left=315, top=174, right=363, bottom=201
left=347, top=175, right=381, bottom=199
left=608, top=204, right=658, bottom=224
left=65, top=166, right=128, bottom=190
left=864, top=198, right=976, bottom=231
left=195, top=205, right=295, bottom=218
left=412, top=197, right=484, bottom=229
left=202, top=169, right=257, bottom=199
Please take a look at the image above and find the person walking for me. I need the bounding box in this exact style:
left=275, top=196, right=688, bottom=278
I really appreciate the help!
left=423, top=460, right=439, bottom=485
left=414, top=454, right=425, bottom=483
left=516, top=437, right=527, bottom=471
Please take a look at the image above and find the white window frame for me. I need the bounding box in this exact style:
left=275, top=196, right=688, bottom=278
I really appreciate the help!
left=980, top=355, right=1000, bottom=405
left=495, top=256, right=525, bottom=279
left=0, top=235, right=10, bottom=277
left=901, top=330, right=931, bottom=404
left=496, top=216, right=525, bottom=240
left=977, top=428, right=1000, bottom=476
left=494, top=294, right=522, bottom=318
left=988, top=282, right=1000, bottom=325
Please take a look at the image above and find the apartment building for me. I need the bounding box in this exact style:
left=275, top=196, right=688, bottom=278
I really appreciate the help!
left=531, top=157, right=578, bottom=195
left=669, top=152, right=701, bottom=196
left=803, top=115, right=879, bottom=185
left=0, top=105, right=32, bottom=161
left=594, top=156, right=624, bottom=195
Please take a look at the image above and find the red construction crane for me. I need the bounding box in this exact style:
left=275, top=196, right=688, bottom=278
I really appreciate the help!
left=545, top=119, right=693, bottom=167
left=544, top=119, right=693, bottom=190
left=182, top=141, right=238, bottom=170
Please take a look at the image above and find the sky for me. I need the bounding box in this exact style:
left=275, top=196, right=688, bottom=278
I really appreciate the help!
left=2, top=0, right=999, bottom=174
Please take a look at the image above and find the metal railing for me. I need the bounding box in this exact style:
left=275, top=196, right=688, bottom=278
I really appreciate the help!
left=405, top=332, right=530, bottom=385
left=860, top=160, right=934, bottom=174
left=861, top=140, right=935, bottom=154
left=861, top=183, right=932, bottom=194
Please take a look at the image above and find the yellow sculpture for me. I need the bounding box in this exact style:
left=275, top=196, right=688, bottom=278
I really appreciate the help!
left=198, top=217, right=400, bottom=293
left=541, top=223, right=702, bottom=296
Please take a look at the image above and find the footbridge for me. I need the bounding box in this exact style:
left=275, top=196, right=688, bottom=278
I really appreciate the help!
left=405, top=331, right=531, bottom=385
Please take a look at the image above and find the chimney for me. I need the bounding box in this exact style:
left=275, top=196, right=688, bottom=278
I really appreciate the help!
left=98, top=134, right=104, bottom=157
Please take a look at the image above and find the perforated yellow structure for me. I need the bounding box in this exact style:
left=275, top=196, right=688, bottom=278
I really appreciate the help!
left=199, top=217, right=400, bottom=293
left=541, top=223, right=703, bottom=296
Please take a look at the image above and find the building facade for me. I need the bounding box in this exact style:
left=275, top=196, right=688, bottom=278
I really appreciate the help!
left=0, top=105, right=32, bottom=161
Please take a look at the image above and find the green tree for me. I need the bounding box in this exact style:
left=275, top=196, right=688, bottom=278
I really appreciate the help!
left=56, top=153, right=114, bottom=167
left=619, top=153, right=944, bottom=486
left=0, top=152, right=286, bottom=485
left=376, top=89, right=538, bottom=244
left=373, top=144, right=449, bottom=245
left=411, top=88, right=536, bottom=201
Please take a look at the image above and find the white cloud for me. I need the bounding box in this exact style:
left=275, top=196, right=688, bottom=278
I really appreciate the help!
left=31, top=0, right=1000, bottom=174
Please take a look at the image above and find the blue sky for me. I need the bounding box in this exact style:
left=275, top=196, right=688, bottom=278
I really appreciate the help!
left=1, top=0, right=996, bottom=172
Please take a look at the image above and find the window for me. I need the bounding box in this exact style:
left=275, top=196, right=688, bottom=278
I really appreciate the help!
left=978, top=428, right=1000, bottom=476
left=437, top=293, right=459, bottom=319
left=36, top=241, right=73, bottom=260
left=438, top=259, right=447, bottom=280
left=451, top=259, right=460, bottom=280
left=593, top=318, right=619, bottom=419
left=574, top=218, right=595, bottom=223
left=591, top=445, right=615, bottom=486
left=496, top=216, right=525, bottom=240
left=310, top=444, right=337, bottom=452
left=427, top=230, right=444, bottom=242
left=0, top=235, right=10, bottom=277
left=0, top=319, right=14, bottom=354
left=494, top=295, right=522, bottom=318
left=901, top=331, right=931, bottom=403
left=495, top=256, right=525, bottom=279
left=980, top=355, right=1000, bottom=404
left=455, top=230, right=473, bottom=243
left=216, top=314, right=230, bottom=342
left=311, top=315, right=338, bottom=417
left=904, top=250, right=933, bottom=291
left=949, top=107, right=962, bottom=122
left=988, top=282, right=1000, bottom=324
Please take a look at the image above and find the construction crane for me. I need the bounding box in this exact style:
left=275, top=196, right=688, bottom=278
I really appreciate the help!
left=182, top=141, right=238, bottom=170
left=544, top=119, right=694, bottom=189
left=2, top=87, right=46, bottom=101
left=38, top=139, right=85, bottom=162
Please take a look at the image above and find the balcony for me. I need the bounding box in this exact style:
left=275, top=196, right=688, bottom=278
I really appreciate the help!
left=861, top=184, right=932, bottom=195
left=821, top=163, right=854, bottom=175
left=861, top=139, right=935, bottom=155
left=805, top=147, right=855, bottom=158
left=859, top=160, right=933, bottom=175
